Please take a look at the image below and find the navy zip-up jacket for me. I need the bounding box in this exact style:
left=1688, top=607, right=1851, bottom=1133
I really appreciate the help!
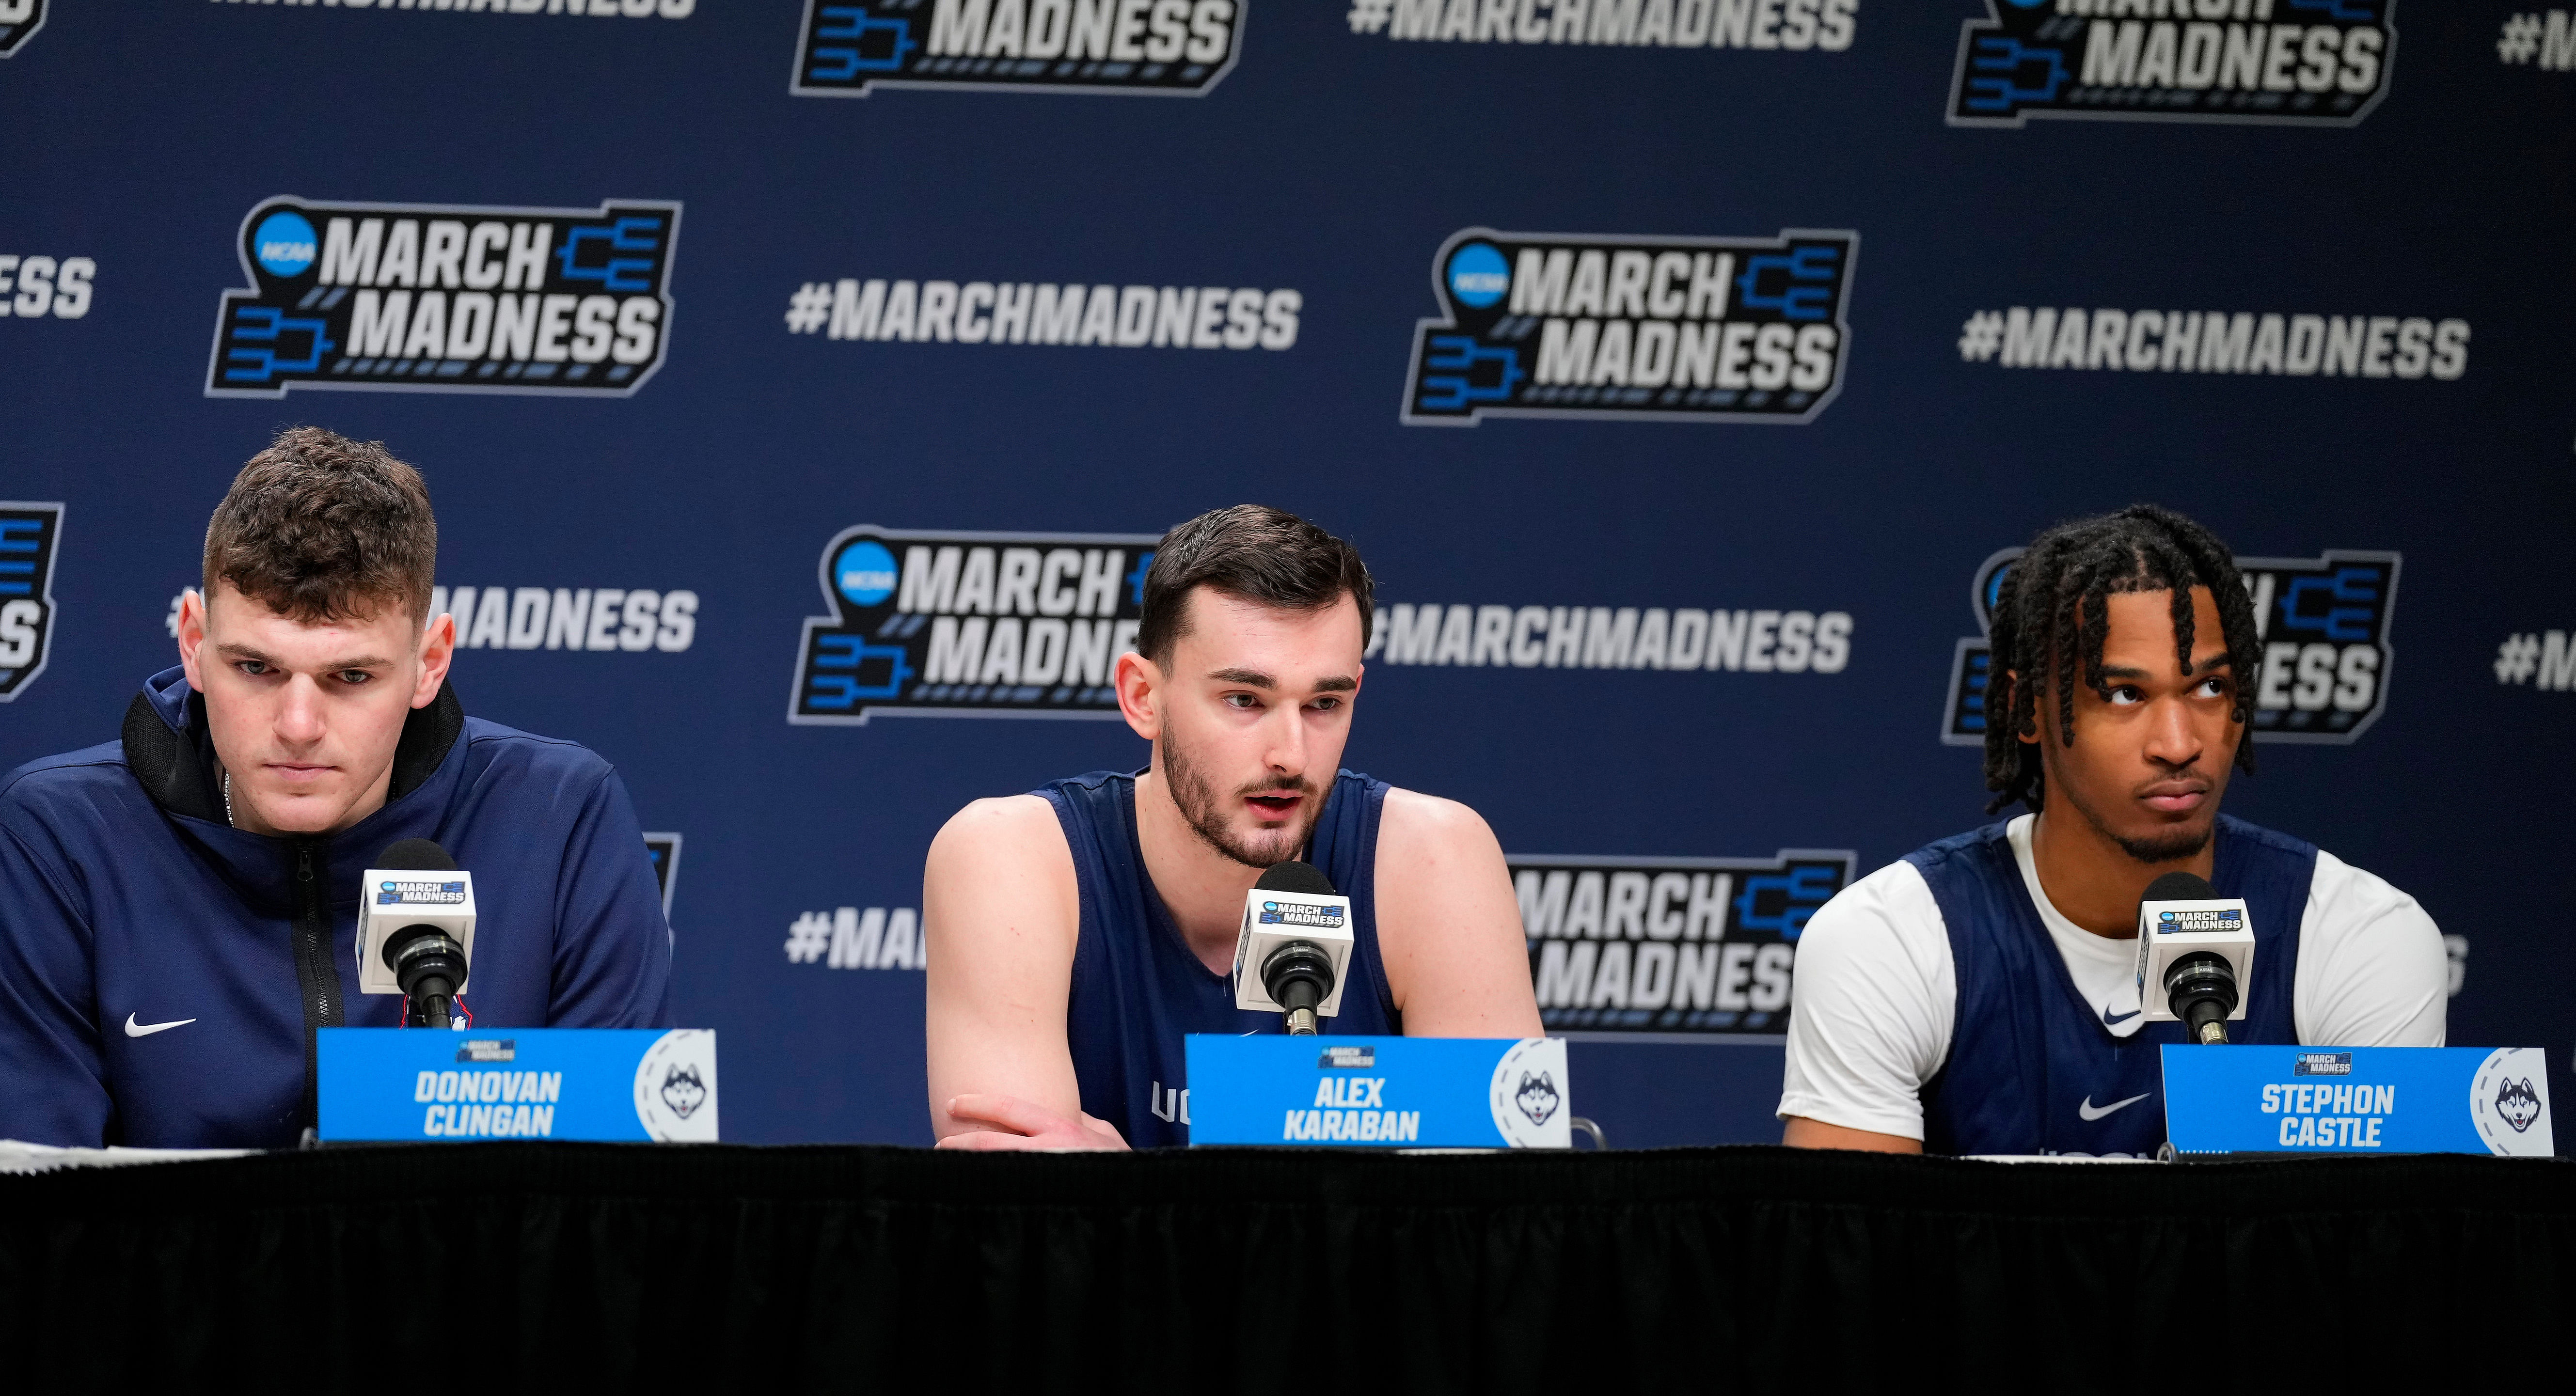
left=0, top=666, right=673, bottom=1148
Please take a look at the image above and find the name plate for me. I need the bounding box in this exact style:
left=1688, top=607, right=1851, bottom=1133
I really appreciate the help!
left=1185, top=1035, right=1570, bottom=1148
left=316, top=1028, right=718, bottom=1143
left=2161, top=1045, right=2553, bottom=1158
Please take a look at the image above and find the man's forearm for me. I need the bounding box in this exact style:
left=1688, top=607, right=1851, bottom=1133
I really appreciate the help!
left=1782, top=1115, right=1922, bottom=1153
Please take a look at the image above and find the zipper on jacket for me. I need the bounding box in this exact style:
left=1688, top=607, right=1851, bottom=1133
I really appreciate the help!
left=289, top=838, right=342, bottom=1129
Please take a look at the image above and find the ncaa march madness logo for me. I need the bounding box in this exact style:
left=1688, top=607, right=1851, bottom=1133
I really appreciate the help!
left=1941, top=546, right=2401, bottom=745
left=207, top=197, right=680, bottom=398
left=1518, top=851, right=1854, bottom=1036
left=0, top=0, right=44, bottom=56
left=1948, top=0, right=2394, bottom=128
left=1403, top=228, right=1856, bottom=426
left=0, top=502, right=63, bottom=701
left=792, top=0, right=1244, bottom=96
left=790, top=526, right=1156, bottom=724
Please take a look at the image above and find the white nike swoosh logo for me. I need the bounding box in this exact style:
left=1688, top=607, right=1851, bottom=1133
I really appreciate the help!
left=124, top=1013, right=198, bottom=1038
left=2078, top=1092, right=2152, bottom=1122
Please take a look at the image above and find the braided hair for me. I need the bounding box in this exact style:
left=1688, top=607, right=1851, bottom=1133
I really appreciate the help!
left=1982, top=504, right=2262, bottom=814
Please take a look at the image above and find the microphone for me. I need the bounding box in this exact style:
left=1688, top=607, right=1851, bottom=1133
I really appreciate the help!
left=2133, top=871, right=2254, bottom=1046
left=358, top=838, right=478, bottom=1029
left=1231, top=861, right=1355, bottom=1035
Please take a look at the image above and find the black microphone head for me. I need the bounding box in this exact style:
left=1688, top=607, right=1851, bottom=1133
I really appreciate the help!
left=1255, top=860, right=1336, bottom=896
left=376, top=838, right=457, bottom=872
left=2141, top=872, right=2216, bottom=904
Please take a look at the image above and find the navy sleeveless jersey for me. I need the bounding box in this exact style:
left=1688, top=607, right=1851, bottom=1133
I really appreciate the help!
left=1040, top=768, right=1402, bottom=1148
left=1910, top=815, right=2314, bottom=1157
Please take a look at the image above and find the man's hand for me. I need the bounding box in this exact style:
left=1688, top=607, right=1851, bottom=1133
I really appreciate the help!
left=936, top=1093, right=1132, bottom=1152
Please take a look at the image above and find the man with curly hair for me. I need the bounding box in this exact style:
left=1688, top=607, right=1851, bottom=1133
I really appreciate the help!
left=0, top=428, right=672, bottom=1149
left=1778, top=505, right=2445, bottom=1157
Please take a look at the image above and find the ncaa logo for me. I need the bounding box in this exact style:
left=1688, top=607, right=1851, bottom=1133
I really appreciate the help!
left=1514, top=849, right=1855, bottom=1037
left=1941, top=545, right=2402, bottom=746
left=792, top=0, right=1246, bottom=98
left=1948, top=0, right=2394, bottom=128
left=207, top=196, right=682, bottom=399
left=834, top=540, right=900, bottom=607
left=1403, top=227, right=1857, bottom=426
left=790, top=524, right=1157, bottom=725
left=0, top=502, right=64, bottom=702
left=253, top=211, right=319, bottom=279
left=1446, top=243, right=1511, bottom=309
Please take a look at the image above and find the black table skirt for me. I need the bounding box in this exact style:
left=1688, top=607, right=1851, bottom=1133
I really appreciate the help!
left=4, top=1144, right=2566, bottom=1390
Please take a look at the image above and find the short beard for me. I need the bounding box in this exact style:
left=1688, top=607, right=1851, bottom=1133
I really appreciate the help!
left=2055, top=773, right=2214, bottom=865
left=1158, top=731, right=1320, bottom=870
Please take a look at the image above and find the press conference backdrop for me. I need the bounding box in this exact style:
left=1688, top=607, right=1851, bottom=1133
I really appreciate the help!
left=3, top=2, right=2568, bottom=1148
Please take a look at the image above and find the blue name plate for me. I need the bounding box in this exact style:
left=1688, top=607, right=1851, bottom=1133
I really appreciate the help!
left=316, top=1028, right=719, bottom=1143
left=2161, top=1045, right=2554, bottom=1157
left=1184, top=1035, right=1570, bottom=1148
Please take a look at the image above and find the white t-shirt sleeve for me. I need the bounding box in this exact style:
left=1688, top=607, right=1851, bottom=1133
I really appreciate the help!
left=1777, top=860, right=1956, bottom=1141
left=2292, top=849, right=2448, bottom=1048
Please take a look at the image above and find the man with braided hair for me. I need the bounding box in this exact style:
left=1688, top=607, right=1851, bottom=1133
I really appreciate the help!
left=1778, top=506, right=2445, bottom=1157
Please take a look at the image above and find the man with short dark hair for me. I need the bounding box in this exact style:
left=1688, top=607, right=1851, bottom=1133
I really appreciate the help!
left=926, top=505, right=1542, bottom=1149
left=0, top=428, right=672, bottom=1148
left=1779, top=505, right=2445, bottom=1158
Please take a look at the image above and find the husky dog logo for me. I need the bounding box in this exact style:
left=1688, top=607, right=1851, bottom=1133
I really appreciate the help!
left=1514, top=1071, right=1561, bottom=1127
left=1486, top=1038, right=1572, bottom=1147
left=632, top=1028, right=719, bottom=1140
left=660, top=1064, right=708, bottom=1119
left=2496, top=1077, right=2544, bottom=1133
left=2469, top=1048, right=2554, bottom=1156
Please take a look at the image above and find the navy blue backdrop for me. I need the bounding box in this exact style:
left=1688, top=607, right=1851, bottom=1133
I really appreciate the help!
left=2, top=0, right=2567, bottom=1146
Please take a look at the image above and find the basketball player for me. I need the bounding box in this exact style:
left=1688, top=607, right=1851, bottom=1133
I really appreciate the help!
left=923, top=505, right=1542, bottom=1149
left=1779, top=505, right=2446, bottom=1157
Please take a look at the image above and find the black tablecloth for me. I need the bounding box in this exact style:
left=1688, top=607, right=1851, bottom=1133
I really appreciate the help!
left=4, top=1144, right=2566, bottom=1389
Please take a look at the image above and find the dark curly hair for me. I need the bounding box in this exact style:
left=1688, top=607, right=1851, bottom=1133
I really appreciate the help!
left=1983, top=504, right=2261, bottom=814
left=203, top=427, right=437, bottom=624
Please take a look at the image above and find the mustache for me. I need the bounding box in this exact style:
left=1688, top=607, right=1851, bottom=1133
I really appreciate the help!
left=1237, top=774, right=1316, bottom=798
